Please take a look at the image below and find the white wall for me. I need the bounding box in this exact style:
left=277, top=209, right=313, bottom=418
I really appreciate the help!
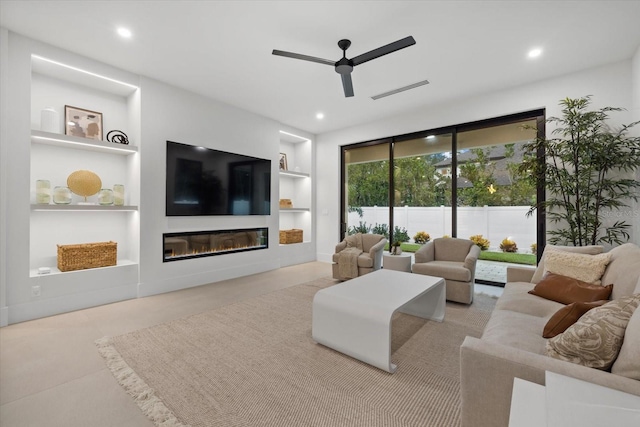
left=0, top=30, right=297, bottom=324
left=137, top=77, right=282, bottom=297
left=0, top=27, right=9, bottom=326
left=315, top=60, right=635, bottom=262
left=632, top=46, right=640, bottom=245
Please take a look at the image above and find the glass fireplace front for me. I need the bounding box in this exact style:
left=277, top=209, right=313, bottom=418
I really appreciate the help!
left=163, top=227, right=268, bottom=262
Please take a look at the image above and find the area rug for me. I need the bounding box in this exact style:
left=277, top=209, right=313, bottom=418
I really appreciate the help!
left=96, top=277, right=496, bottom=427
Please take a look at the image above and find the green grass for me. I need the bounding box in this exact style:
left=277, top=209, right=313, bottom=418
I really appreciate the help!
left=478, top=250, right=536, bottom=265
left=385, top=242, right=536, bottom=265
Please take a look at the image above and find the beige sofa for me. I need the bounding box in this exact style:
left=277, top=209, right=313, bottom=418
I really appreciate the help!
left=460, top=243, right=640, bottom=427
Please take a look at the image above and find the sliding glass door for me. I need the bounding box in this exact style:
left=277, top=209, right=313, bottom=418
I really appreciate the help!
left=340, top=111, right=545, bottom=284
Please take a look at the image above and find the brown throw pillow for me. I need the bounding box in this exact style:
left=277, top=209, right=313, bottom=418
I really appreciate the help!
left=528, top=273, right=613, bottom=304
left=543, top=300, right=608, bottom=338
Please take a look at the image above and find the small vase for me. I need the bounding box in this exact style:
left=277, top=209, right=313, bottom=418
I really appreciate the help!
left=53, top=186, right=72, bottom=204
left=98, top=188, right=114, bottom=205
left=113, top=184, right=124, bottom=206
left=41, top=107, right=60, bottom=133
left=36, top=180, right=51, bottom=204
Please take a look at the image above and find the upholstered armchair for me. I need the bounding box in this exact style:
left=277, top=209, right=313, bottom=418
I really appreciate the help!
left=332, top=233, right=387, bottom=280
left=412, top=237, right=481, bottom=304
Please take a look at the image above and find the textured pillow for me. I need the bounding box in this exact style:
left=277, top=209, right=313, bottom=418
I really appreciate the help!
left=531, top=245, right=604, bottom=284
left=546, top=294, right=640, bottom=370
left=544, top=250, right=611, bottom=284
left=528, top=273, right=613, bottom=304
left=543, top=300, right=608, bottom=338
left=611, top=297, right=640, bottom=380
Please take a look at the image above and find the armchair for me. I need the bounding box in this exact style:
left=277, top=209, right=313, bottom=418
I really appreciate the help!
left=332, top=233, right=387, bottom=280
left=412, top=237, right=480, bottom=304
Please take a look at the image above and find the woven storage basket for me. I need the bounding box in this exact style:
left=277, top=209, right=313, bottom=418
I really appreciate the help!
left=279, top=229, right=303, bottom=244
left=57, top=241, right=117, bottom=272
left=279, top=199, right=293, bottom=208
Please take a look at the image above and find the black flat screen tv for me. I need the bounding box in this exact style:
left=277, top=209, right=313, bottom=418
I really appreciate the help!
left=166, top=141, right=271, bottom=216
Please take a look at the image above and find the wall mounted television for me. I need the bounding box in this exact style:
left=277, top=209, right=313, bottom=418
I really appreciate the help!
left=166, top=141, right=271, bottom=216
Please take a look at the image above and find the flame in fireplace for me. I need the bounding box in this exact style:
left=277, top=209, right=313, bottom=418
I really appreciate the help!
left=163, top=229, right=267, bottom=261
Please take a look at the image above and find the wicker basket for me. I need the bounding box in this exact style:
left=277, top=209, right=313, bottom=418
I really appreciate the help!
left=279, top=199, right=293, bottom=208
left=279, top=229, right=303, bottom=244
left=57, top=241, right=117, bottom=272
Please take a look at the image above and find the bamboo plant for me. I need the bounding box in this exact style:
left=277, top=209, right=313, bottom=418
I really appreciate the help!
left=520, top=96, right=640, bottom=246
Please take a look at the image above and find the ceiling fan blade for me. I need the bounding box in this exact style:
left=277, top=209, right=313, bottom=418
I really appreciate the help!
left=351, top=36, right=416, bottom=66
left=341, top=73, right=354, bottom=97
left=272, top=49, right=335, bottom=66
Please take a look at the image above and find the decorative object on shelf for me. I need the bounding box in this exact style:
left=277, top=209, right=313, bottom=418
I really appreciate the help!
left=279, top=229, right=303, bottom=244
left=390, top=241, right=402, bottom=255
left=64, top=105, right=103, bottom=140
left=40, top=107, right=61, bottom=133
left=67, top=169, right=102, bottom=203
left=106, top=130, right=129, bottom=145
left=35, top=179, right=51, bottom=204
left=98, top=188, right=114, bottom=205
left=57, top=241, right=117, bottom=272
left=53, top=186, right=72, bottom=204
left=279, top=198, right=293, bottom=208
left=113, top=184, right=125, bottom=206
left=279, top=152, right=288, bottom=170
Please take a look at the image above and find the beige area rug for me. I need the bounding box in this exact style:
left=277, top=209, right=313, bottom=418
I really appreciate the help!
left=96, top=277, right=496, bottom=427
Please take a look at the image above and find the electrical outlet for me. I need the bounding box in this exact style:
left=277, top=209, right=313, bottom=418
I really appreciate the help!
left=31, top=285, right=41, bottom=297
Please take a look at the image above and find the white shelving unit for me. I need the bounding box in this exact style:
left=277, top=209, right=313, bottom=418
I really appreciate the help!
left=279, top=130, right=314, bottom=266
left=28, top=53, right=140, bottom=304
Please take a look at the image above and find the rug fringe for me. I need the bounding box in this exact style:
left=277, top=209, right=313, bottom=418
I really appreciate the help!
left=95, top=336, right=190, bottom=427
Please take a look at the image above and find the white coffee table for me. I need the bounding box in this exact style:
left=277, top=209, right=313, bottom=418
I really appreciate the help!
left=312, top=269, right=445, bottom=373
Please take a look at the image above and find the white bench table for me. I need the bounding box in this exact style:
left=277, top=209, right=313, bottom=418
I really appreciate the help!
left=312, top=269, right=445, bottom=373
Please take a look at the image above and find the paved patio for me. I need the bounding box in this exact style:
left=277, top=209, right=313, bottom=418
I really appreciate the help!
left=475, top=259, right=534, bottom=283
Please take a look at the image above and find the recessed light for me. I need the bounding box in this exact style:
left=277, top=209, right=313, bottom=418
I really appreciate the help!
left=117, top=27, right=132, bottom=38
left=426, top=135, right=436, bottom=140
left=528, top=48, right=542, bottom=58
left=316, top=112, right=324, bottom=120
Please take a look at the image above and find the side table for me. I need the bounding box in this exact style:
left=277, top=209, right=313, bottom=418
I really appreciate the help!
left=382, top=251, right=412, bottom=272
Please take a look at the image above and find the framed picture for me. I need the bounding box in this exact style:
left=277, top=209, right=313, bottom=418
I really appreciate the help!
left=65, top=105, right=103, bottom=140
left=279, top=153, right=288, bottom=171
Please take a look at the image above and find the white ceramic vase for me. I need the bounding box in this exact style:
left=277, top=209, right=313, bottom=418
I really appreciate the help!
left=41, top=107, right=61, bottom=133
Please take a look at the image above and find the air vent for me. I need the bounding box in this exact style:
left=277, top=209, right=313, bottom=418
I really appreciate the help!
left=371, top=79, right=430, bottom=100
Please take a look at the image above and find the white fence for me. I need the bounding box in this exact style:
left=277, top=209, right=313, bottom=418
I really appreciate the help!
left=348, top=206, right=537, bottom=251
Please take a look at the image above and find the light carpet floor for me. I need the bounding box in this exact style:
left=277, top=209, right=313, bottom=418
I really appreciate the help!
left=96, top=277, right=496, bottom=427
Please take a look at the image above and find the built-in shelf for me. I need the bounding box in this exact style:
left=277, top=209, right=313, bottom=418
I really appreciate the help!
left=279, top=170, right=310, bottom=179
left=31, top=204, right=138, bottom=211
left=279, top=241, right=312, bottom=247
left=279, top=207, right=310, bottom=212
left=31, top=130, right=138, bottom=155
left=29, top=259, right=138, bottom=278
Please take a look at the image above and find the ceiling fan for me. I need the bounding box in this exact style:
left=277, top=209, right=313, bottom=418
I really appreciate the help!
left=272, top=36, right=416, bottom=98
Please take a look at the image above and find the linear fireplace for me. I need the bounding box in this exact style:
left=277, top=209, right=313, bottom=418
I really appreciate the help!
left=163, top=228, right=268, bottom=262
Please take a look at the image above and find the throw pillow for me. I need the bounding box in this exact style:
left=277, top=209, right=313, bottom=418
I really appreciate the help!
left=531, top=245, right=604, bottom=284
left=545, top=294, right=640, bottom=370
left=543, top=300, right=608, bottom=338
left=611, top=296, right=640, bottom=380
left=528, top=273, right=613, bottom=304
left=544, top=250, right=611, bottom=284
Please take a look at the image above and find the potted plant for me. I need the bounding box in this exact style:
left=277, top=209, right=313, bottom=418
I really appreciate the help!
left=390, top=241, right=402, bottom=255
left=500, top=238, right=518, bottom=253
left=520, top=96, right=640, bottom=245
left=413, top=231, right=431, bottom=244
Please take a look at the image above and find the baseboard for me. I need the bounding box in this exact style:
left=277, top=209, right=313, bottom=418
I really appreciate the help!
left=137, top=259, right=280, bottom=298
left=7, top=283, right=137, bottom=325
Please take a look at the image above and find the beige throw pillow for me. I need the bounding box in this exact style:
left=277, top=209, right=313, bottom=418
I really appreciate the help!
left=544, top=250, right=611, bottom=284
left=546, top=294, right=640, bottom=370
left=531, top=245, right=604, bottom=284
left=611, top=296, right=640, bottom=380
